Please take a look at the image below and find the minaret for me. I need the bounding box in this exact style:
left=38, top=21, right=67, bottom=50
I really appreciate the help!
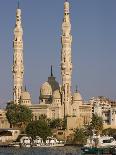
left=61, top=0, right=72, bottom=116
left=12, top=2, right=24, bottom=104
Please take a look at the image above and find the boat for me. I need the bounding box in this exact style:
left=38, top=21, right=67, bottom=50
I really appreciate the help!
left=32, top=136, right=65, bottom=147
left=18, top=135, right=65, bottom=148
left=20, top=136, right=32, bottom=147
left=81, top=135, right=116, bottom=154
left=84, top=135, right=116, bottom=148
left=32, top=136, right=44, bottom=147
left=45, top=136, right=65, bottom=147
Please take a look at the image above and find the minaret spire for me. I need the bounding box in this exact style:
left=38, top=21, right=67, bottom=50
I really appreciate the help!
left=12, top=5, right=24, bottom=104
left=25, top=85, right=27, bottom=91
left=61, top=1, right=72, bottom=116
left=51, top=65, right=53, bottom=77
left=75, top=85, right=78, bottom=93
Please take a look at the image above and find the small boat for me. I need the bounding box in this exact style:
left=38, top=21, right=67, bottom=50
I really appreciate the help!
left=82, top=135, right=116, bottom=154
left=19, top=135, right=65, bottom=148
left=32, top=136, right=65, bottom=147
left=33, top=136, right=44, bottom=147
left=45, top=136, right=65, bottom=147
left=20, top=136, right=32, bottom=147
left=84, top=135, right=116, bottom=148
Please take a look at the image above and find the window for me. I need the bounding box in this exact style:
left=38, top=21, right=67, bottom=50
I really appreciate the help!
left=58, top=132, right=63, bottom=135
left=35, top=116, right=37, bottom=121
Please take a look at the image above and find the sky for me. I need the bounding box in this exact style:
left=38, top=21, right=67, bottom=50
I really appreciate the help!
left=0, top=0, right=116, bottom=107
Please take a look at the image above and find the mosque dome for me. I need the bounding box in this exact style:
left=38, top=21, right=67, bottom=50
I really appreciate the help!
left=21, top=89, right=31, bottom=106
left=40, top=82, right=52, bottom=96
left=53, top=90, right=61, bottom=99
left=73, top=91, right=83, bottom=101
left=21, top=91, right=31, bottom=100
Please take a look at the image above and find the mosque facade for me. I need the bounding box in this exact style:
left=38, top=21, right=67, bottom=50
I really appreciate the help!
left=11, top=1, right=91, bottom=129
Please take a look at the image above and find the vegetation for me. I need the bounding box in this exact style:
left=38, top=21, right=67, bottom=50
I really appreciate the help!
left=49, top=118, right=67, bottom=130
left=71, top=114, right=103, bottom=145
left=6, top=102, right=33, bottom=129
left=73, top=128, right=87, bottom=145
left=50, top=118, right=63, bottom=129
left=88, top=114, right=103, bottom=135
left=39, top=114, right=47, bottom=121
left=25, top=120, right=52, bottom=141
left=102, top=128, right=116, bottom=139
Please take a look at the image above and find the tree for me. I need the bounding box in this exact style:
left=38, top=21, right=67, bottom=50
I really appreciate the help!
left=73, top=128, right=87, bottom=145
left=25, top=120, right=52, bottom=141
left=6, top=103, right=33, bottom=129
left=39, top=114, right=47, bottom=121
left=50, top=118, right=67, bottom=129
left=102, top=128, right=116, bottom=139
left=90, top=114, right=103, bottom=135
left=50, top=118, right=62, bottom=129
left=85, top=124, right=93, bottom=137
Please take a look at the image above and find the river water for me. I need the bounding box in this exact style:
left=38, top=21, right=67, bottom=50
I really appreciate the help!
left=0, top=146, right=82, bottom=155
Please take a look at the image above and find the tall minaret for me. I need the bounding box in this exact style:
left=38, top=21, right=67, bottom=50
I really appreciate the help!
left=12, top=2, right=24, bottom=104
left=61, top=0, right=72, bottom=116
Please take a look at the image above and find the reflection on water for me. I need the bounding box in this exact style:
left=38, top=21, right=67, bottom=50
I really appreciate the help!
left=0, top=146, right=81, bottom=155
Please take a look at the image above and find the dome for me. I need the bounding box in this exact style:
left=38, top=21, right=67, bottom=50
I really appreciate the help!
left=40, top=82, right=52, bottom=96
left=73, top=91, right=83, bottom=101
left=53, top=90, right=61, bottom=99
left=21, top=91, right=31, bottom=100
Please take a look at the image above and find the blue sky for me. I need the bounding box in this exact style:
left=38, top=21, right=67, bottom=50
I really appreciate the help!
left=0, top=0, right=116, bottom=107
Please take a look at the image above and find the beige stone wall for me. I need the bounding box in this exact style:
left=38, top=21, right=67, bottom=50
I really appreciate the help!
left=79, top=105, right=92, bottom=126
left=67, top=116, right=83, bottom=131
left=103, top=124, right=116, bottom=129
left=0, top=110, right=10, bottom=129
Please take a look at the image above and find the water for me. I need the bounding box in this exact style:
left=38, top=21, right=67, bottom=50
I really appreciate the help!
left=0, top=146, right=82, bottom=155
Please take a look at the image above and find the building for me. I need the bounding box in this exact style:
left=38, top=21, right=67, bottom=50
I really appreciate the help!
left=89, top=96, right=116, bottom=128
left=1, top=0, right=115, bottom=133
left=12, top=1, right=92, bottom=130
left=0, top=129, right=20, bottom=143
left=0, top=109, right=10, bottom=129
left=8, top=0, right=115, bottom=132
left=12, top=3, right=24, bottom=105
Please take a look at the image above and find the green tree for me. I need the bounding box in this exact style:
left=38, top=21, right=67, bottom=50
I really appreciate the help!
left=26, top=120, right=52, bottom=141
left=50, top=118, right=62, bottom=129
left=50, top=118, right=67, bottom=129
left=90, top=114, right=103, bottom=135
left=6, top=103, right=33, bottom=129
left=102, top=128, right=116, bottom=139
left=39, top=114, right=47, bottom=121
left=62, top=117, right=67, bottom=129
left=73, top=128, right=87, bottom=145
left=85, top=124, right=93, bottom=137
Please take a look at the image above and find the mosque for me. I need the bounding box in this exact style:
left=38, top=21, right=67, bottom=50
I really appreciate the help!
left=0, top=0, right=115, bottom=133
left=12, top=0, right=92, bottom=131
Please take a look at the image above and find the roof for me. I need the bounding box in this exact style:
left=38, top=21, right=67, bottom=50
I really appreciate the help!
left=21, top=91, right=31, bottom=100
left=73, top=91, right=83, bottom=101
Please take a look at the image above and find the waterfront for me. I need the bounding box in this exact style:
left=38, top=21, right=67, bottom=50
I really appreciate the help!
left=0, top=146, right=81, bottom=155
